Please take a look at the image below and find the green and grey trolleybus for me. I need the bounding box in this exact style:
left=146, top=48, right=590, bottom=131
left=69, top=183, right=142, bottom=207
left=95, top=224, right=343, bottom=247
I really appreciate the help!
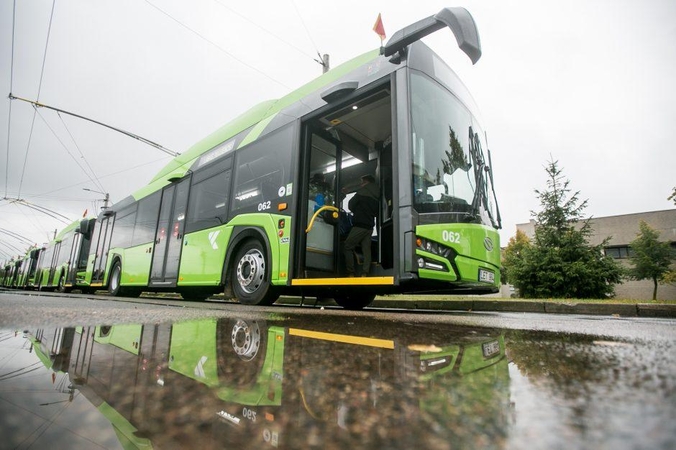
left=78, top=7, right=501, bottom=309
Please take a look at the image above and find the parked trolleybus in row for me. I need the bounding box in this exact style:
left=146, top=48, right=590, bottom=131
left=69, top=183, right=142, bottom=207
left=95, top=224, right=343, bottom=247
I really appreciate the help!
left=5, top=8, right=501, bottom=309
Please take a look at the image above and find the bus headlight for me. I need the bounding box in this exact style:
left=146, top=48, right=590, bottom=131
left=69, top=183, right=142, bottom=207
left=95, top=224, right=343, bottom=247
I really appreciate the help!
left=416, top=237, right=453, bottom=259
left=416, top=237, right=456, bottom=272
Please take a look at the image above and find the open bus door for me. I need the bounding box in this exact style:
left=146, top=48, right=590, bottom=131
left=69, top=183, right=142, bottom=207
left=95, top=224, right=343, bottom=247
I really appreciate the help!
left=297, top=85, right=394, bottom=283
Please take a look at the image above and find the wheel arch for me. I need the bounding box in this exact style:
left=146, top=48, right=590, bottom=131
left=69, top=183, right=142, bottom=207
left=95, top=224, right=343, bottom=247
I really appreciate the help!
left=221, top=226, right=273, bottom=288
left=104, top=252, right=124, bottom=287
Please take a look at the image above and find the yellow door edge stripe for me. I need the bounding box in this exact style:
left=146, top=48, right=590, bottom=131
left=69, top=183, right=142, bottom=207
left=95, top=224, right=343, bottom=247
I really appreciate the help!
left=291, top=276, right=394, bottom=286
left=288, top=328, right=395, bottom=349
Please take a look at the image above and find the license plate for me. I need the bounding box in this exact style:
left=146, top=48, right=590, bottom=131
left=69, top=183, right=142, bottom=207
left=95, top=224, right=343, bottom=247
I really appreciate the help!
left=479, top=268, right=494, bottom=283
left=482, top=340, right=500, bottom=358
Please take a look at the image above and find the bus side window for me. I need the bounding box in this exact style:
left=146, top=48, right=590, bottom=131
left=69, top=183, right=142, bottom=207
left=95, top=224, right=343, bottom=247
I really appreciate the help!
left=132, top=191, right=162, bottom=246
left=231, top=125, right=294, bottom=215
left=185, top=170, right=232, bottom=233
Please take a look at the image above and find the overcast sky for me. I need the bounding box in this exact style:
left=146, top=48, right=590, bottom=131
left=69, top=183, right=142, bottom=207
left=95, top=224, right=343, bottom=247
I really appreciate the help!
left=1, top=0, right=675, bottom=259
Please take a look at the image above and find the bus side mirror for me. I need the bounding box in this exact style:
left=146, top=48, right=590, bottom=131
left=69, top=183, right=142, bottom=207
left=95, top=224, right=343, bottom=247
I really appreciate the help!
left=79, top=218, right=92, bottom=237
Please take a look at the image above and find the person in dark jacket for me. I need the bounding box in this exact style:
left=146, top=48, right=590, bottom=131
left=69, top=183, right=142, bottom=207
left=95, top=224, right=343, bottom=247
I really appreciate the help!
left=343, top=174, right=378, bottom=276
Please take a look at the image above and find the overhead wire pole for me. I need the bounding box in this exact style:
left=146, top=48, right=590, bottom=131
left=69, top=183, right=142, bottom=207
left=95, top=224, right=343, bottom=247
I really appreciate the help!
left=8, top=95, right=180, bottom=158
left=4, top=0, right=18, bottom=198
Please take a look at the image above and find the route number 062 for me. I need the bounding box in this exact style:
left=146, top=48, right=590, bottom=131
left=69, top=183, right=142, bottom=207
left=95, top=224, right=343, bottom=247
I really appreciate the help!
left=442, top=230, right=461, bottom=244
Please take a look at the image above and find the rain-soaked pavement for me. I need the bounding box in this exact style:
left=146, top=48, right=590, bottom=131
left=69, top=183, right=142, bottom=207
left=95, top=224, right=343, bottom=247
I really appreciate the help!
left=1, top=312, right=675, bottom=449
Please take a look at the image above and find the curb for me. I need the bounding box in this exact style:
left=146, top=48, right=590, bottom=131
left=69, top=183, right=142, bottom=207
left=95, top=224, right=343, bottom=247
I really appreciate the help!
left=276, top=297, right=676, bottom=318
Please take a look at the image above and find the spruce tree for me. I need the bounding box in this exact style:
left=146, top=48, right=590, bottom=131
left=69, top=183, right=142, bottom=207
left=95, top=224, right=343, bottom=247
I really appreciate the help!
left=510, top=159, right=623, bottom=298
left=628, top=221, right=674, bottom=300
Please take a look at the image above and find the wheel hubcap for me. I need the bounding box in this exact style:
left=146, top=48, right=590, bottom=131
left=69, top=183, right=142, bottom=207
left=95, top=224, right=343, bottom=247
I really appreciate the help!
left=236, top=249, right=265, bottom=294
left=111, top=267, right=119, bottom=291
left=230, top=319, right=261, bottom=361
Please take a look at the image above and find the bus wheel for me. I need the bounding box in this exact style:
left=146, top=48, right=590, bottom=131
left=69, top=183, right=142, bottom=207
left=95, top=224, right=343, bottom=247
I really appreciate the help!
left=56, top=274, right=70, bottom=293
left=216, top=319, right=267, bottom=387
left=232, top=240, right=277, bottom=306
left=109, top=261, right=123, bottom=296
left=334, top=294, right=375, bottom=310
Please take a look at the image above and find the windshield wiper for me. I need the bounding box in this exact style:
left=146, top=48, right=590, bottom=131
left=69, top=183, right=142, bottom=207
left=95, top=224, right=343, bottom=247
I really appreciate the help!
left=465, top=127, right=499, bottom=229
left=487, top=147, right=502, bottom=229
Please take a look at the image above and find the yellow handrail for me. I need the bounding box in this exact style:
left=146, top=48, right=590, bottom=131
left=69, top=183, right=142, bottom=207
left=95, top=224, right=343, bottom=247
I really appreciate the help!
left=306, top=205, right=339, bottom=233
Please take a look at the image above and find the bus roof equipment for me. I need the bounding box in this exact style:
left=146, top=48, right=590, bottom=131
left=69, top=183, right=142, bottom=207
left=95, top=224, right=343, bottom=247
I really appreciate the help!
left=383, top=7, right=482, bottom=64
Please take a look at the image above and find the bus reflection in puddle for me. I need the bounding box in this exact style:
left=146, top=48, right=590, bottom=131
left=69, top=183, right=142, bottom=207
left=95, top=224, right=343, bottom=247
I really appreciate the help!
left=24, top=318, right=509, bottom=449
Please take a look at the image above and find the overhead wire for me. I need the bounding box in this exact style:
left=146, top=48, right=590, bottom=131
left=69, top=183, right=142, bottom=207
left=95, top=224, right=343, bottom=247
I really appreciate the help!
left=17, top=0, right=57, bottom=199
left=0, top=239, right=24, bottom=256
left=0, top=228, right=34, bottom=246
left=15, top=202, right=51, bottom=243
left=56, top=112, right=106, bottom=194
left=10, top=94, right=180, bottom=157
left=289, top=0, right=321, bottom=56
left=0, top=200, right=51, bottom=243
left=33, top=106, right=107, bottom=195
left=2, top=197, right=71, bottom=224
left=212, top=0, right=317, bottom=62
left=27, top=154, right=170, bottom=202
left=144, top=0, right=291, bottom=90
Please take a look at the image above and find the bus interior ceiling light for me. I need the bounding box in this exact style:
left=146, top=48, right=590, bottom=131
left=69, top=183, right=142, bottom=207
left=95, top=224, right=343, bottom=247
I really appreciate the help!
left=383, top=7, right=481, bottom=65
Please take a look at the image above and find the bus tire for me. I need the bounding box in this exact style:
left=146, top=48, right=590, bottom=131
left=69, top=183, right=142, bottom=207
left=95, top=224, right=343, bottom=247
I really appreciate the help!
left=56, top=273, right=70, bottom=293
left=231, top=240, right=277, bottom=306
left=108, top=260, right=123, bottom=297
left=334, top=294, right=375, bottom=310
left=216, top=319, right=268, bottom=386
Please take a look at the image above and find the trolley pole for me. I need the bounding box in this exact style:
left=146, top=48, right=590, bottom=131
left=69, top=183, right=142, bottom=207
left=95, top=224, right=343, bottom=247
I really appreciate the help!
left=322, top=54, right=330, bottom=73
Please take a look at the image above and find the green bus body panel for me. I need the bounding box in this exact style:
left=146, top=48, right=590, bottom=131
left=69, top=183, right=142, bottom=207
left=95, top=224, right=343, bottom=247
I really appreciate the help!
left=168, top=320, right=285, bottom=406
left=54, top=219, right=81, bottom=241
left=97, top=402, right=153, bottom=450
left=117, top=243, right=153, bottom=286
left=177, top=229, right=229, bottom=286
left=93, top=325, right=142, bottom=355
left=177, top=213, right=291, bottom=287
left=237, top=113, right=279, bottom=148
left=169, top=319, right=220, bottom=387
left=35, top=268, right=48, bottom=287
left=458, top=335, right=506, bottom=375
left=148, top=100, right=277, bottom=187
left=418, top=345, right=461, bottom=381
left=28, top=336, right=54, bottom=370
left=415, top=223, right=500, bottom=286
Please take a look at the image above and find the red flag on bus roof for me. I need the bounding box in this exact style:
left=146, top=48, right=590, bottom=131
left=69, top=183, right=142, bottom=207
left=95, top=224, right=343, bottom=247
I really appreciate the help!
left=373, top=13, right=386, bottom=41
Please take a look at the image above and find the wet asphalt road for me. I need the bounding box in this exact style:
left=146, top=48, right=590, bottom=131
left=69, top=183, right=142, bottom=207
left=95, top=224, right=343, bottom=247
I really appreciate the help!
left=0, top=289, right=673, bottom=339
left=1, top=290, right=675, bottom=449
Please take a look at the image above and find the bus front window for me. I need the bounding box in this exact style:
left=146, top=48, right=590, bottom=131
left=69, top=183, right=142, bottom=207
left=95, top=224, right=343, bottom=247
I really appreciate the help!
left=410, top=72, right=499, bottom=228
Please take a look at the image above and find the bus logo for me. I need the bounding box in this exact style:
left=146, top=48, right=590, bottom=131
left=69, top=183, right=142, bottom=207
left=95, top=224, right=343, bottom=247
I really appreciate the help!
left=483, top=237, right=494, bottom=252
left=208, top=231, right=220, bottom=250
